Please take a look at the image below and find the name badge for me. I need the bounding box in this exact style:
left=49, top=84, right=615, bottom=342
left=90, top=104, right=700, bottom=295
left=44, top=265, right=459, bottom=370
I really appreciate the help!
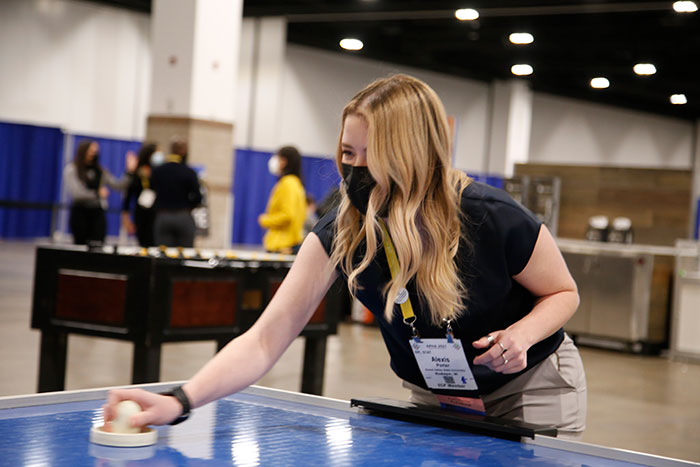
left=138, top=189, right=156, bottom=208
left=410, top=338, right=478, bottom=391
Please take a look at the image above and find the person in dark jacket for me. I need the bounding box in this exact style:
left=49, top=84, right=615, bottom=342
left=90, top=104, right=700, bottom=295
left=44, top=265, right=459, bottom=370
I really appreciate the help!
left=151, top=138, right=202, bottom=247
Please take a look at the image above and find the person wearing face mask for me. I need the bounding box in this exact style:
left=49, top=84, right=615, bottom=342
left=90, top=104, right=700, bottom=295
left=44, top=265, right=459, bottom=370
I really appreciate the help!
left=103, top=75, right=585, bottom=441
left=121, top=143, right=160, bottom=247
left=257, top=146, right=307, bottom=254
left=150, top=138, right=202, bottom=247
left=63, top=139, right=137, bottom=245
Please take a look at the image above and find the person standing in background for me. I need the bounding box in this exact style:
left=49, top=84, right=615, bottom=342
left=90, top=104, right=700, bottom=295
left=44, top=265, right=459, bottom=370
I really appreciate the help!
left=258, top=146, right=306, bottom=254
left=151, top=138, right=202, bottom=247
left=63, top=139, right=136, bottom=245
left=121, top=143, right=160, bottom=247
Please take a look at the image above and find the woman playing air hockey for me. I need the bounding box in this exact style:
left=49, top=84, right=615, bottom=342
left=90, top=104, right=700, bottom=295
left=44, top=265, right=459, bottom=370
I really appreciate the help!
left=105, top=74, right=587, bottom=439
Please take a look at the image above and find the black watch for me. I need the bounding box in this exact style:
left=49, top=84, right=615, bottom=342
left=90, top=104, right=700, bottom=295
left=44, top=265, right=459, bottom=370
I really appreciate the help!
left=160, top=385, right=192, bottom=425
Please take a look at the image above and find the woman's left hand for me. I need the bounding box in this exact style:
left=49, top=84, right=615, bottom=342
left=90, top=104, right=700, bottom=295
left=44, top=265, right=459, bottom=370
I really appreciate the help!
left=472, top=330, right=529, bottom=374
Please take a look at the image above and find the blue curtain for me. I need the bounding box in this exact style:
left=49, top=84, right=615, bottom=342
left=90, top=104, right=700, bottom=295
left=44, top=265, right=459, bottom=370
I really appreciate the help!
left=70, top=134, right=142, bottom=237
left=695, top=198, right=700, bottom=240
left=0, top=122, right=64, bottom=238
left=232, top=149, right=340, bottom=245
left=467, top=172, right=504, bottom=189
left=301, top=154, right=342, bottom=207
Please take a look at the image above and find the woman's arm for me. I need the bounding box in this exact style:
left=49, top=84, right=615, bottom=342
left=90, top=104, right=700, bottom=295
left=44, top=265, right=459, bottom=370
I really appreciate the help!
left=187, top=170, right=203, bottom=208
left=103, top=152, right=138, bottom=190
left=105, top=233, right=338, bottom=426
left=102, top=169, right=133, bottom=191
left=473, top=225, right=579, bottom=373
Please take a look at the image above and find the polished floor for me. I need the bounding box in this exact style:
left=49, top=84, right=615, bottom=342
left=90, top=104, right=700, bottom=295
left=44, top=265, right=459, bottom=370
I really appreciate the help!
left=1, top=241, right=699, bottom=462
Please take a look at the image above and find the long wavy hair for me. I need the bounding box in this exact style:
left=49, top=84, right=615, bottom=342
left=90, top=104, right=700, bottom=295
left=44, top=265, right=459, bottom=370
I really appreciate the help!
left=329, top=74, right=471, bottom=326
left=74, top=139, right=101, bottom=184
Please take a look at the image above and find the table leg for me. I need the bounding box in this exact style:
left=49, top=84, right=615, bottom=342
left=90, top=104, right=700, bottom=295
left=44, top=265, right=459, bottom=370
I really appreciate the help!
left=301, top=336, right=327, bottom=395
left=131, top=343, right=162, bottom=384
left=37, top=331, right=68, bottom=393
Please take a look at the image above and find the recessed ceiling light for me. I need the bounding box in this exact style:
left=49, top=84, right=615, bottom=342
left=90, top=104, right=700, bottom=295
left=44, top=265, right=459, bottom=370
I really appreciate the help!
left=590, top=77, right=610, bottom=89
left=455, top=8, right=479, bottom=21
left=673, top=1, right=698, bottom=12
left=670, top=94, right=688, bottom=104
left=511, top=64, right=533, bottom=76
left=339, top=38, right=363, bottom=51
left=509, top=33, right=534, bottom=45
left=633, top=63, right=656, bottom=75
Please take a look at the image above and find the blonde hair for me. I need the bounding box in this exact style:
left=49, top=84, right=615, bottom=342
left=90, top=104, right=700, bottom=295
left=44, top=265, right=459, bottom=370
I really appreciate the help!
left=330, top=74, right=471, bottom=326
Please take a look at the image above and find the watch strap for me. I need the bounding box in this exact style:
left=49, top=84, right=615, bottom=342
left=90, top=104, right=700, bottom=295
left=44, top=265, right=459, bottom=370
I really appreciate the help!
left=160, top=385, right=192, bottom=425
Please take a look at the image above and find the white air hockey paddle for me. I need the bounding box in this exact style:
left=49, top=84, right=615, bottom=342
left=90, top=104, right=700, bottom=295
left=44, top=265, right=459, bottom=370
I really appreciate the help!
left=90, top=400, right=157, bottom=447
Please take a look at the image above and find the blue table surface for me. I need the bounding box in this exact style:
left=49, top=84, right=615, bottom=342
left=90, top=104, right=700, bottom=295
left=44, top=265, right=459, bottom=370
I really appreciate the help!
left=0, top=391, right=644, bottom=466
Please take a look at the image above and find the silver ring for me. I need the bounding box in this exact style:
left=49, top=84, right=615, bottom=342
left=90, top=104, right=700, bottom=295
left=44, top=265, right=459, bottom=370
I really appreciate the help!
left=486, top=335, right=494, bottom=345
left=502, top=354, right=508, bottom=365
left=498, top=342, right=507, bottom=354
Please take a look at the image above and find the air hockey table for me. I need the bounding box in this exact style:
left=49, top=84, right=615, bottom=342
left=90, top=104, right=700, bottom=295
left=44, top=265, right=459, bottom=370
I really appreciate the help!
left=0, top=383, right=696, bottom=466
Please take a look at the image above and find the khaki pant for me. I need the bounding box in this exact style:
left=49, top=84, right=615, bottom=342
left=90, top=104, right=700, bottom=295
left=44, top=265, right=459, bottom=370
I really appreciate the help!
left=403, top=334, right=587, bottom=439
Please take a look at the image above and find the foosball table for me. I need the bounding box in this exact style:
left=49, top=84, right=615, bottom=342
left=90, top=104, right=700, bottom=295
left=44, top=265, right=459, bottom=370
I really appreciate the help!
left=31, top=245, right=344, bottom=395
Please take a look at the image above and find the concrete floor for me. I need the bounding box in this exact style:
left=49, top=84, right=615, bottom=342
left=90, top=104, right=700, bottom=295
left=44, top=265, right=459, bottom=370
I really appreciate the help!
left=1, top=241, right=699, bottom=462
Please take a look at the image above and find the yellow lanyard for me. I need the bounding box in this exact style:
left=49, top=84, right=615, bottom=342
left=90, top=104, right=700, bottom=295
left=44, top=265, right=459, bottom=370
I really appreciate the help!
left=167, top=154, right=183, bottom=163
left=378, top=218, right=454, bottom=343
left=378, top=219, right=421, bottom=340
left=140, top=174, right=150, bottom=190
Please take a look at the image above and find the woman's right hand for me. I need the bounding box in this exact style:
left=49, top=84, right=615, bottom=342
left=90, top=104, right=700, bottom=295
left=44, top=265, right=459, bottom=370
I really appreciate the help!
left=103, top=388, right=184, bottom=428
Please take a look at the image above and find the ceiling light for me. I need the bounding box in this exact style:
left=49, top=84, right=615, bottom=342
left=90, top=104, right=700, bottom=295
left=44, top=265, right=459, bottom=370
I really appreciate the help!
left=633, top=63, right=656, bottom=75
left=590, top=77, right=610, bottom=89
left=673, top=1, right=698, bottom=12
left=455, top=8, right=479, bottom=21
left=339, top=38, right=363, bottom=51
left=509, top=33, right=534, bottom=45
left=511, top=64, right=533, bottom=76
left=670, top=94, right=688, bottom=104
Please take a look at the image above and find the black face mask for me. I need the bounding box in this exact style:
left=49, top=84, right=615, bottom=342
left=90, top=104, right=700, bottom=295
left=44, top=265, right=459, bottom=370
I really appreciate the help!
left=341, top=163, right=378, bottom=215
left=87, top=152, right=99, bottom=166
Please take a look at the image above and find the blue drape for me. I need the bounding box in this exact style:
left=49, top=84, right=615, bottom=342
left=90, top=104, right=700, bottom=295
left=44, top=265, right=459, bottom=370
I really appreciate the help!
left=301, top=154, right=342, bottom=204
left=70, top=134, right=142, bottom=237
left=232, top=149, right=340, bottom=245
left=4, top=122, right=512, bottom=243
left=0, top=122, right=64, bottom=238
left=695, top=198, right=700, bottom=240
left=467, top=172, right=504, bottom=189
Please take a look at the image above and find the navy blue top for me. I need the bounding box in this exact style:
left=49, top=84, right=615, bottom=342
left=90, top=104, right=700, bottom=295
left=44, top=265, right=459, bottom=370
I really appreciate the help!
left=312, top=181, right=564, bottom=395
left=151, top=162, right=202, bottom=210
